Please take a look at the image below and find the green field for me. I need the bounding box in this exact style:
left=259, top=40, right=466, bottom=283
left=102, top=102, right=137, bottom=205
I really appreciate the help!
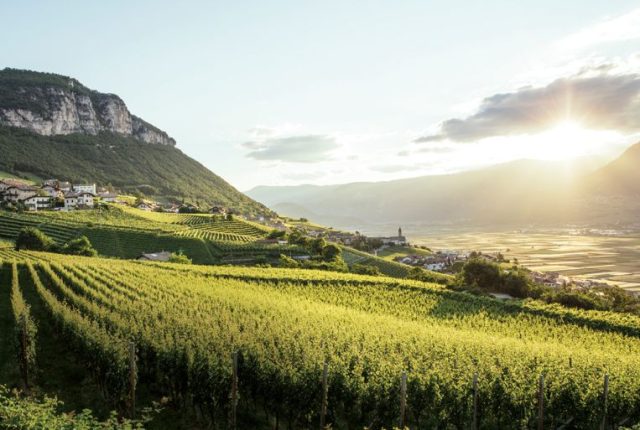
left=1, top=249, right=639, bottom=428
left=414, top=229, right=640, bottom=292
left=0, top=208, right=307, bottom=265
left=376, top=245, right=432, bottom=261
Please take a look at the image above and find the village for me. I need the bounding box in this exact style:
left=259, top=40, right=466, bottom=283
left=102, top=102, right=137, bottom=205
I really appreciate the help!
left=0, top=177, right=240, bottom=216
left=0, top=178, right=115, bottom=211
left=0, top=177, right=623, bottom=292
left=392, top=244, right=614, bottom=290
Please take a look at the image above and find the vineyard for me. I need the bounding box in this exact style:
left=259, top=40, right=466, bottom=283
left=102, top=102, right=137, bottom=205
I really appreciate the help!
left=0, top=208, right=312, bottom=266
left=1, top=249, right=639, bottom=429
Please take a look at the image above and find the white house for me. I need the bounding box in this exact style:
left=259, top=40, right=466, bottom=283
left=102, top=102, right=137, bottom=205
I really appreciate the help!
left=22, top=195, right=52, bottom=211
left=373, top=227, right=407, bottom=246
left=41, top=185, right=63, bottom=199
left=425, top=262, right=447, bottom=272
left=3, top=186, right=38, bottom=203
left=139, top=251, right=172, bottom=262
left=74, top=184, right=97, bottom=194
left=65, top=192, right=95, bottom=209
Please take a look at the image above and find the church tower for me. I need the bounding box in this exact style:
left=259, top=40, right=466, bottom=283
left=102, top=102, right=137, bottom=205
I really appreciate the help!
left=398, top=226, right=402, bottom=237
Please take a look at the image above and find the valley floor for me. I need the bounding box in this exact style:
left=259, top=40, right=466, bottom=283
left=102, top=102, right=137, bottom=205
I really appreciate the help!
left=414, top=229, right=640, bottom=292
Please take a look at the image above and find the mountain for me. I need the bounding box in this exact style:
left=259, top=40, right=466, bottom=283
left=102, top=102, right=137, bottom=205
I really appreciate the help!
left=247, top=157, right=619, bottom=228
left=0, top=68, right=271, bottom=216
left=586, top=142, right=640, bottom=195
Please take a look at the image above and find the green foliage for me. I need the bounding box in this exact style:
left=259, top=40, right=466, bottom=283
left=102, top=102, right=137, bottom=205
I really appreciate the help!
left=458, top=258, right=502, bottom=290
left=0, top=125, right=271, bottom=217
left=321, top=243, right=341, bottom=262
left=406, top=266, right=454, bottom=285
left=278, top=254, right=300, bottom=268
left=350, top=263, right=382, bottom=276
left=0, top=385, right=148, bottom=429
left=458, top=259, right=640, bottom=314
left=168, top=251, right=192, bottom=265
left=266, top=229, right=286, bottom=239
left=15, top=227, right=53, bottom=251
left=59, top=236, right=98, bottom=257
left=9, top=262, right=37, bottom=390
left=0, top=251, right=637, bottom=428
left=309, top=237, right=327, bottom=255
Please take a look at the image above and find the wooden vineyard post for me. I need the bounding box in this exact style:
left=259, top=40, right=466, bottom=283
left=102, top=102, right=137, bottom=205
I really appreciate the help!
left=399, top=371, right=407, bottom=429
left=231, top=350, right=239, bottom=430
left=537, top=374, right=544, bottom=430
left=128, top=342, right=137, bottom=419
left=600, top=374, right=609, bottom=430
left=319, top=362, right=329, bottom=430
left=472, top=372, right=478, bottom=430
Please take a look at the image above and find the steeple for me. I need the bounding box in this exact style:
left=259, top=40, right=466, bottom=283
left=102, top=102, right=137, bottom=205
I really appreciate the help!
left=398, top=226, right=402, bottom=237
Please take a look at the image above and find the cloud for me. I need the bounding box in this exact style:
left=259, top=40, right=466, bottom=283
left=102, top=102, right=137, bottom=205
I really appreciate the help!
left=416, top=71, right=640, bottom=143
left=370, top=164, right=428, bottom=173
left=245, top=134, right=339, bottom=163
left=557, top=8, right=640, bottom=51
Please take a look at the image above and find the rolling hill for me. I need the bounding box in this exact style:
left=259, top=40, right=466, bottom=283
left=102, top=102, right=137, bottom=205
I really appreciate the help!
left=248, top=157, right=610, bottom=228
left=0, top=68, right=272, bottom=217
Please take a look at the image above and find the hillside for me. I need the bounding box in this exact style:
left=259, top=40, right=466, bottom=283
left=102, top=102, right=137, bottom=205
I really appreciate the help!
left=248, top=158, right=605, bottom=228
left=0, top=68, right=271, bottom=216
left=1, top=250, right=639, bottom=428
left=586, top=142, right=640, bottom=195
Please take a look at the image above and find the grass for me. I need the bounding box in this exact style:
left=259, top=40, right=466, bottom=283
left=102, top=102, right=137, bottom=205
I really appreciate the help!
left=0, top=170, right=40, bottom=184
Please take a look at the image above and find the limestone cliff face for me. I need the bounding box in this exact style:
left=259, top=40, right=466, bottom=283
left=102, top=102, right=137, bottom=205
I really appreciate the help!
left=0, top=68, right=176, bottom=146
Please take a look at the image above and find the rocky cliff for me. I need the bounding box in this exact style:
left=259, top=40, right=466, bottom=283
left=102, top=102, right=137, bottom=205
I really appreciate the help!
left=0, top=68, right=175, bottom=146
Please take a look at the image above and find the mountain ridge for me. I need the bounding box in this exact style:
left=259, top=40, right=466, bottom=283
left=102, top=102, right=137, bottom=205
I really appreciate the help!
left=0, top=68, right=175, bottom=146
left=0, top=68, right=272, bottom=216
left=247, top=154, right=637, bottom=228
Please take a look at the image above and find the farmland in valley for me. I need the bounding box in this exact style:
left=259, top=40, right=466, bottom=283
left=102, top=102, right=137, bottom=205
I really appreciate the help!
left=414, top=229, right=640, bottom=292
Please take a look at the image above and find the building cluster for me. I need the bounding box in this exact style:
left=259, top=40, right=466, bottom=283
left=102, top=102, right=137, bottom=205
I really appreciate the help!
left=0, top=178, right=116, bottom=211
left=371, top=227, right=407, bottom=246
left=396, top=250, right=470, bottom=272
left=529, top=270, right=610, bottom=289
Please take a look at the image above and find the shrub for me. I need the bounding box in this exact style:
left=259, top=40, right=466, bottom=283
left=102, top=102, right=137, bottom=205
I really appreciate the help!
left=62, top=236, right=98, bottom=257
left=169, top=251, right=192, bottom=265
left=15, top=227, right=53, bottom=251
left=351, top=263, right=382, bottom=276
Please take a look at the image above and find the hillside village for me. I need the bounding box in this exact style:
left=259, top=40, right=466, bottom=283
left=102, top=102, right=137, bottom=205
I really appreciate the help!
left=0, top=178, right=112, bottom=211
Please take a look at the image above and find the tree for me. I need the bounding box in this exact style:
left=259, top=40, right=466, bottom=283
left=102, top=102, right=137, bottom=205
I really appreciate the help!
left=501, top=268, right=532, bottom=298
left=287, top=229, right=308, bottom=247
left=62, top=236, right=97, bottom=257
left=279, top=254, right=300, bottom=268
left=169, top=251, right=192, bottom=265
left=459, top=258, right=502, bottom=291
left=310, top=238, right=327, bottom=256
left=15, top=227, right=53, bottom=251
left=267, top=230, right=286, bottom=239
left=351, top=263, right=381, bottom=276
left=322, top=243, right=341, bottom=262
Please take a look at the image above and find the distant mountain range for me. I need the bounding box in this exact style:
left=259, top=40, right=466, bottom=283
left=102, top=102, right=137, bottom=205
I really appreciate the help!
left=0, top=68, right=272, bottom=216
left=248, top=148, right=640, bottom=229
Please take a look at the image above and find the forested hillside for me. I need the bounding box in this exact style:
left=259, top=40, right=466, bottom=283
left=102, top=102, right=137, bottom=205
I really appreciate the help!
left=0, top=126, right=272, bottom=216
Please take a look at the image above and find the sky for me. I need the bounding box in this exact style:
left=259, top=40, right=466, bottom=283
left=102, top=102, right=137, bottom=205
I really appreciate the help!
left=2, top=1, right=640, bottom=190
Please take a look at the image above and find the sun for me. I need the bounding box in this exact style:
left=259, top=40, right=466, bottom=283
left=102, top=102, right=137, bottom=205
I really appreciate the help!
left=533, top=120, right=593, bottom=160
